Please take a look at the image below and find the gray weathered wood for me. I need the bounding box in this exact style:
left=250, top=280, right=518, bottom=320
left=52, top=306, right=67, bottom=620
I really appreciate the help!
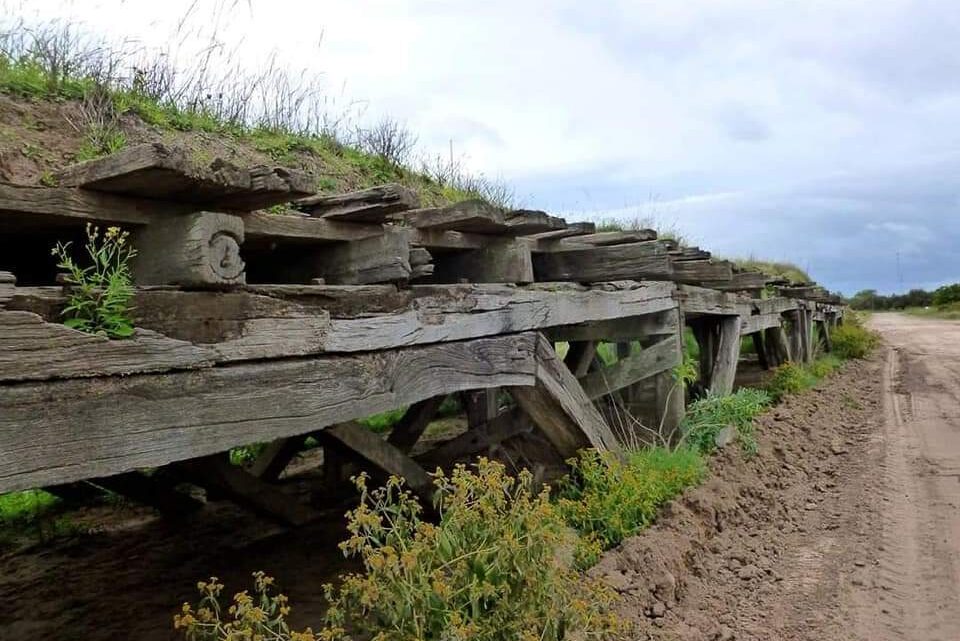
left=0, top=310, right=216, bottom=382
left=244, top=211, right=385, bottom=243
left=0, top=271, right=14, bottom=307
left=386, top=396, right=446, bottom=452
left=710, top=315, right=741, bottom=395
left=545, top=308, right=679, bottom=342
left=532, top=241, right=673, bottom=282
left=53, top=143, right=313, bottom=210
left=739, top=312, right=783, bottom=335
left=396, top=200, right=506, bottom=233
left=528, top=222, right=595, bottom=241
left=417, top=408, right=532, bottom=469
left=672, top=260, right=734, bottom=285
left=510, top=335, right=619, bottom=458
left=133, top=211, right=246, bottom=286
left=249, top=436, right=306, bottom=482
left=432, top=238, right=533, bottom=283
left=296, top=184, right=418, bottom=222
left=323, top=422, right=433, bottom=499
left=312, top=226, right=411, bottom=284
left=0, top=333, right=539, bottom=493
left=765, top=325, right=792, bottom=365
left=578, top=334, right=681, bottom=400
left=572, top=230, right=658, bottom=246
left=177, top=455, right=321, bottom=526
left=504, top=209, right=567, bottom=235
left=752, top=331, right=770, bottom=370
left=676, top=285, right=748, bottom=316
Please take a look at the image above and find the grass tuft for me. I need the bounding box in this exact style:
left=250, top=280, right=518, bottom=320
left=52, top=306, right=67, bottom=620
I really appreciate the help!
left=681, top=388, right=772, bottom=456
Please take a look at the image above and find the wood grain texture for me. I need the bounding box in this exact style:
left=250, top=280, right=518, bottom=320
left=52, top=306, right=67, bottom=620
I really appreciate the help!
left=739, top=312, right=784, bottom=335
left=532, top=241, right=673, bottom=282
left=133, top=211, right=246, bottom=286
left=417, top=408, right=532, bottom=469
left=0, top=182, right=192, bottom=226
left=431, top=238, right=533, bottom=284
left=243, top=211, right=384, bottom=243
left=0, top=310, right=215, bottom=382
left=53, top=143, right=313, bottom=211
left=672, top=260, right=734, bottom=285
left=296, top=183, right=418, bottom=222
left=0, top=333, right=538, bottom=493
left=312, top=226, right=411, bottom=284
left=578, top=335, right=681, bottom=401
left=0, top=271, right=14, bottom=307
left=544, top=308, right=679, bottom=342
left=510, top=335, right=620, bottom=458
left=710, top=315, right=742, bottom=396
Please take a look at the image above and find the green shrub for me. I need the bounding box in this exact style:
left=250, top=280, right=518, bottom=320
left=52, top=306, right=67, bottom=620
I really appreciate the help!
left=51, top=224, right=137, bottom=338
left=681, top=389, right=772, bottom=456
left=808, top=354, right=842, bottom=378
left=932, top=283, right=960, bottom=307
left=831, top=324, right=880, bottom=359
left=558, top=448, right=705, bottom=565
left=177, top=460, right=622, bottom=641
left=766, top=362, right=815, bottom=401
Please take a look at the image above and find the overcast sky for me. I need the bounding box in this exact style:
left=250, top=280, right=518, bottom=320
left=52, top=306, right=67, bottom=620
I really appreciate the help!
left=14, top=0, right=960, bottom=294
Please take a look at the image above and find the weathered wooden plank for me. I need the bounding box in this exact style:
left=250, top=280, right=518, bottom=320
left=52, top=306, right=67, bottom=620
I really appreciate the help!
left=386, top=396, right=446, bottom=452
left=397, top=200, right=507, bottom=233
left=0, top=182, right=191, bottom=226
left=510, top=335, right=620, bottom=458
left=244, top=211, right=385, bottom=243
left=751, top=331, right=770, bottom=370
left=572, top=230, right=658, bottom=246
left=0, top=310, right=216, bottom=382
left=708, top=271, right=770, bottom=291
left=0, top=333, right=539, bottom=493
left=325, top=281, right=678, bottom=352
left=249, top=436, right=306, bottom=482
left=765, top=325, right=791, bottom=365
left=668, top=246, right=711, bottom=261
left=53, top=144, right=313, bottom=211
left=545, top=308, right=680, bottom=342
left=176, top=455, right=321, bottom=526
left=504, top=209, right=567, bottom=236
left=296, top=184, right=418, bottom=222
left=312, top=226, right=411, bottom=284
left=431, top=238, right=533, bottom=283
left=0, top=271, right=14, bottom=307
left=417, top=408, right=532, bottom=469
left=532, top=241, right=673, bottom=282
left=710, top=316, right=741, bottom=395
left=672, top=260, right=734, bottom=285
left=563, top=341, right=598, bottom=377
left=528, top=222, right=595, bottom=241
left=133, top=211, right=246, bottom=286
left=752, top=297, right=798, bottom=315
left=739, top=312, right=783, bottom=335
left=323, top=422, right=433, bottom=498
left=578, top=334, right=681, bottom=400
left=676, top=284, right=746, bottom=316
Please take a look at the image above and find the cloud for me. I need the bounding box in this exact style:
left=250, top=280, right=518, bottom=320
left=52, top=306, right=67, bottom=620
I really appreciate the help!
left=14, top=0, right=960, bottom=294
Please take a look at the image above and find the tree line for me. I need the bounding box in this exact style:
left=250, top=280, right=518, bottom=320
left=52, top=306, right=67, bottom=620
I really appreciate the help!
left=849, top=283, right=960, bottom=310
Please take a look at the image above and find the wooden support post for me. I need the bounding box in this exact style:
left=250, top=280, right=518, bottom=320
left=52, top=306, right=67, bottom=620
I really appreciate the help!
left=799, top=307, right=814, bottom=364
left=176, top=455, right=321, bottom=526
left=431, top=238, right=534, bottom=284
left=133, top=211, right=246, bottom=286
left=509, top=335, right=620, bottom=458
left=653, top=309, right=686, bottom=442
left=710, top=315, right=741, bottom=396
left=764, top=325, right=790, bottom=366
left=322, top=422, right=434, bottom=501
left=818, top=318, right=833, bottom=352
left=564, top=340, right=599, bottom=377
left=785, top=310, right=803, bottom=364
left=752, top=331, right=770, bottom=370
left=689, top=318, right=717, bottom=389
left=386, top=396, right=445, bottom=453
left=312, top=226, right=411, bottom=285
left=463, top=389, right=499, bottom=428
left=577, top=335, right=681, bottom=401
left=249, top=436, right=306, bottom=482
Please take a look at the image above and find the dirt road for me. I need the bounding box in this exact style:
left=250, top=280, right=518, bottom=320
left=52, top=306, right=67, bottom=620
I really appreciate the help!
left=595, top=313, right=960, bottom=640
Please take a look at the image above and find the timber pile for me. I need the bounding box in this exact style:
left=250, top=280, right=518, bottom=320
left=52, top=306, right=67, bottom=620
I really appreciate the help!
left=0, top=145, right=846, bottom=526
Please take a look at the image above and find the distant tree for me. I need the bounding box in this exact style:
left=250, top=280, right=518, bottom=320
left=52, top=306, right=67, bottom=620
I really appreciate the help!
left=849, top=289, right=879, bottom=310
left=933, top=283, right=960, bottom=307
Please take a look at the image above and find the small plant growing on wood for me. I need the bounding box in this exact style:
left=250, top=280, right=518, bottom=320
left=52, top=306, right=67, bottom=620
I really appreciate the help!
left=52, top=223, right=137, bottom=338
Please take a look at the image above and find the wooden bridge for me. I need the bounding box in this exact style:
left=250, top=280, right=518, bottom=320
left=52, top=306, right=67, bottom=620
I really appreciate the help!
left=0, top=144, right=844, bottom=524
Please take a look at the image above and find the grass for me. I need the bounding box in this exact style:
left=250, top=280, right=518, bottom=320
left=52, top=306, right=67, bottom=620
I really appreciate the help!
left=0, top=489, right=59, bottom=523
left=903, top=303, right=960, bottom=321
left=766, top=355, right=843, bottom=402
left=729, top=257, right=811, bottom=284
left=681, top=388, right=773, bottom=456
left=0, top=16, right=513, bottom=207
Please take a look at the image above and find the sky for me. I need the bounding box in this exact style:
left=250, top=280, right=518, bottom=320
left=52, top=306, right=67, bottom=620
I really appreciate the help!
left=10, top=0, right=960, bottom=294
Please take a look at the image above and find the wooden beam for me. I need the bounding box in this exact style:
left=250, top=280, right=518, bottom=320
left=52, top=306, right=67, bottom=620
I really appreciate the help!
left=417, top=408, right=532, bottom=469
left=296, top=183, right=418, bottom=223
left=249, top=436, right=307, bottom=482
left=311, top=226, right=411, bottom=284
left=532, top=241, right=673, bottom=282
left=527, top=222, right=595, bottom=241
left=739, top=312, right=783, bottom=335
left=323, top=422, right=433, bottom=499
left=503, top=209, right=567, bottom=235
left=671, top=260, right=733, bottom=285
left=431, top=237, right=533, bottom=283
left=710, top=316, right=741, bottom=395
left=675, top=285, right=745, bottom=316
left=752, top=331, right=770, bottom=370
left=0, top=271, right=14, bottom=307
left=578, top=335, right=681, bottom=401
left=133, top=211, right=246, bottom=286
left=764, top=325, right=791, bottom=365
left=0, top=333, right=540, bottom=493
left=0, top=182, right=191, bottom=226
left=396, top=200, right=507, bottom=233
left=244, top=211, right=385, bottom=243
left=53, top=143, right=313, bottom=211
left=509, top=335, right=620, bottom=458
left=176, top=455, right=320, bottom=526
left=386, top=396, right=446, bottom=452
left=571, top=230, right=657, bottom=246
left=545, top=308, right=679, bottom=342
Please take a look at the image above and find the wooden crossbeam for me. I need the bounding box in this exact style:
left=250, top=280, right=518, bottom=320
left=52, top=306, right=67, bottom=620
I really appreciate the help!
left=577, top=335, right=681, bottom=401
left=431, top=237, right=534, bottom=283
left=323, top=422, right=433, bottom=500
left=249, top=436, right=307, bottom=482
left=386, top=396, right=446, bottom=452
left=0, top=333, right=539, bottom=493
left=532, top=241, right=672, bottom=282
left=417, top=408, right=532, bottom=469
left=509, top=335, right=620, bottom=458
left=296, top=183, right=418, bottom=222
